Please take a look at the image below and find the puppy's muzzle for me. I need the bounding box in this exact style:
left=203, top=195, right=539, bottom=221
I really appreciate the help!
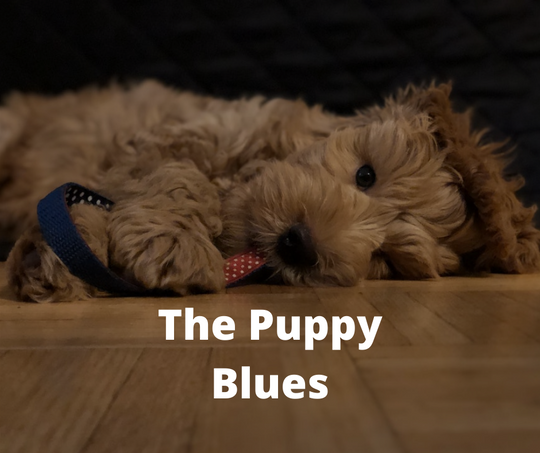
left=276, top=223, right=318, bottom=267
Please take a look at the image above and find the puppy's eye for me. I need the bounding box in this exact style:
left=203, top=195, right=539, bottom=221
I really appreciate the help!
left=355, top=165, right=376, bottom=189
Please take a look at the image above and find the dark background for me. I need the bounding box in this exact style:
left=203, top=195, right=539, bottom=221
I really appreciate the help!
left=1, top=0, right=539, bottom=207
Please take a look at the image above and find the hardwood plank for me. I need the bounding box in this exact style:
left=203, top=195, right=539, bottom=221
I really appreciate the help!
left=269, top=285, right=318, bottom=294
left=497, top=291, right=540, bottom=315
left=0, top=349, right=141, bottom=453
left=340, top=291, right=469, bottom=346
left=0, top=293, right=326, bottom=349
left=189, top=346, right=404, bottom=453
left=350, top=343, right=540, bottom=360
left=227, top=275, right=540, bottom=293
left=409, top=291, right=538, bottom=344
left=356, top=274, right=540, bottom=292
left=314, top=287, right=411, bottom=346
left=1, top=261, right=539, bottom=453
left=402, top=430, right=540, bottom=453
left=355, top=352, right=540, bottom=453
left=82, top=348, right=212, bottom=453
left=453, top=291, right=540, bottom=341
left=226, top=284, right=275, bottom=294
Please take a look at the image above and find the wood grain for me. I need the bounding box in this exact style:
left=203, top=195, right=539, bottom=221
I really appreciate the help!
left=0, top=263, right=539, bottom=453
left=81, top=348, right=212, bottom=453
left=188, top=346, right=402, bottom=453
left=0, top=349, right=141, bottom=453
left=356, top=350, right=540, bottom=453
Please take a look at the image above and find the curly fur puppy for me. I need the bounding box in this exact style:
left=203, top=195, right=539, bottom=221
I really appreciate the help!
left=0, top=80, right=538, bottom=302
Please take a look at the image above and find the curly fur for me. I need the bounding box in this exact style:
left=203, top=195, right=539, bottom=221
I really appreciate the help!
left=0, top=80, right=538, bottom=302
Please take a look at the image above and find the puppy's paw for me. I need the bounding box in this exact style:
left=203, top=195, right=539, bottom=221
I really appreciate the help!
left=108, top=203, right=225, bottom=295
left=7, top=205, right=109, bottom=302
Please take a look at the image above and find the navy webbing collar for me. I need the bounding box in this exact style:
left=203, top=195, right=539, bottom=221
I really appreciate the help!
left=37, top=183, right=149, bottom=295
left=37, top=183, right=270, bottom=296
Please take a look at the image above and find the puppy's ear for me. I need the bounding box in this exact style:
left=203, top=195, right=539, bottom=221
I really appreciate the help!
left=445, top=122, right=540, bottom=273
left=394, top=82, right=455, bottom=146
left=401, top=82, right=540, bottom=273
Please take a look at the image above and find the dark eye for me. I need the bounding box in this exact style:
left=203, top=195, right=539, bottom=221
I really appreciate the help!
left=355, top=165, right=376, bottom=189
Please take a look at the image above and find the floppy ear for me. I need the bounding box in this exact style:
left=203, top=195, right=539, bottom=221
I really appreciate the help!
left=399, top=82, right=540, bottom=273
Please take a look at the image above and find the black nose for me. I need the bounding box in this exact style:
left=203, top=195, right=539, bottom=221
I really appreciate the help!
left=276, top=224, right=318, bottom=267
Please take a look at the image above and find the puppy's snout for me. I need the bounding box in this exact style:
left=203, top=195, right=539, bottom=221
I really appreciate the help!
left=276, top=224, right=318, bottom=267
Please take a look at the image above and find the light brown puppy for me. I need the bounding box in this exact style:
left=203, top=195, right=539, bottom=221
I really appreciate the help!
left=0, top=81, right=538, bottom=302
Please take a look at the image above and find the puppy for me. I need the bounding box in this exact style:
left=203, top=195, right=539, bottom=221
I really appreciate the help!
left=0, top=81, right=538, bottom=302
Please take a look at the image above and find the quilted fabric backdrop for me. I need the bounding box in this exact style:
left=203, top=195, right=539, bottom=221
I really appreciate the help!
left=1, top=0, right=539, bottom=207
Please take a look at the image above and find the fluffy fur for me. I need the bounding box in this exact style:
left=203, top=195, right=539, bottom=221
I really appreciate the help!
left=0, top=80, right=538, bottom=302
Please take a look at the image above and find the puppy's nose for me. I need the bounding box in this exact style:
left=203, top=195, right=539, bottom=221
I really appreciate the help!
left=276, top=224, right=318, bottom=267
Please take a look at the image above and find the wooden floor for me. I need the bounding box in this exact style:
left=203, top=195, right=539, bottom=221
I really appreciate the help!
left=0, top=263, right=539, bottom=453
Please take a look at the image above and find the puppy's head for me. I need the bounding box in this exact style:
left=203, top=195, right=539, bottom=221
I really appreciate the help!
left=220, top=83, right=540, bottom=285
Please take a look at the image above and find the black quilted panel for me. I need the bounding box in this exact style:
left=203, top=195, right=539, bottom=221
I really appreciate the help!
left=0, top=0, right=539, bottom=206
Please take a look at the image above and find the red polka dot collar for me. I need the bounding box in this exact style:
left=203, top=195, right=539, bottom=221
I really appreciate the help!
left=224, top=249, right=267, bottom=287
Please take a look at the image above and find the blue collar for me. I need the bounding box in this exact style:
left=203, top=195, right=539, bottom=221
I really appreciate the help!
left=37, top=183, right=153, bottom=296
